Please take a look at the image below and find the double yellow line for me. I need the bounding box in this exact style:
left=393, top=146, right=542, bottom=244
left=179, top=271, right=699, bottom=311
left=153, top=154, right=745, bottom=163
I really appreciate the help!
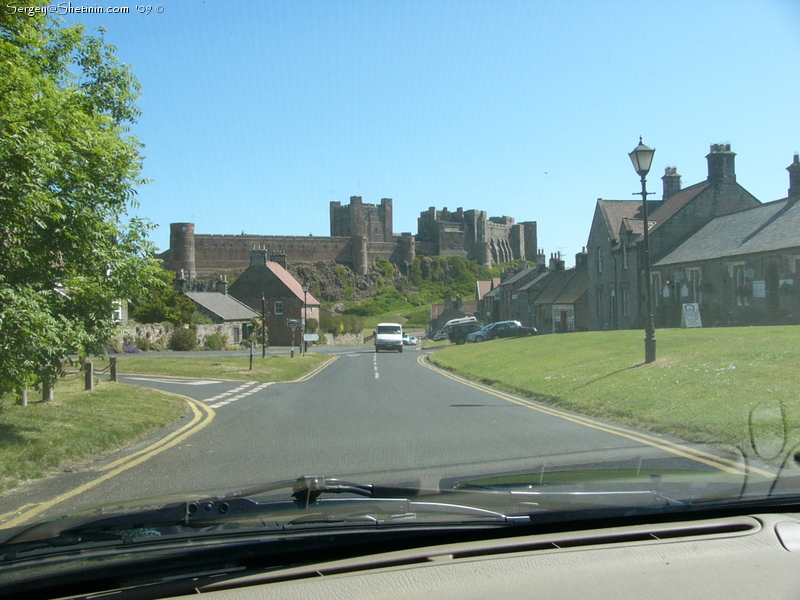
left=0, top=357, right=342, bottom=530
left=418, top=355, right=771, bottom=478
left=288, top=355, right=339, bottom=383
left=0, top=395, right=215, bottom=529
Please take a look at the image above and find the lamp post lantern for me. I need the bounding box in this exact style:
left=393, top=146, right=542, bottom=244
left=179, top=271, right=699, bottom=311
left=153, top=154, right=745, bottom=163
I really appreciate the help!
left=629, top=137, right=657, bottom=364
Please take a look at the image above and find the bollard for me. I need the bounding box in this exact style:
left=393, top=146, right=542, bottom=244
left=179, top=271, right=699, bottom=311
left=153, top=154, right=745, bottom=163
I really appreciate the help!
left=17, top=389, right=27, bottom=407
left=85, top=361, right=94, bottom=391
left=110, top=356, right=117, bottom=382
left=249, top=340, right=254, bottom=370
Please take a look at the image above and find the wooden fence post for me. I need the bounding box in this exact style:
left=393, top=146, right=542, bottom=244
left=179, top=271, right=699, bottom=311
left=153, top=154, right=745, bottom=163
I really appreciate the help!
left=85, top=361, right=94, bottom=391
left=110, top=356, right=117, bottom=382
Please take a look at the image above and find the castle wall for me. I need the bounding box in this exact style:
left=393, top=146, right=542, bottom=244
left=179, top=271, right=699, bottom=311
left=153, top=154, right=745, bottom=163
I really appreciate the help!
left=167, top=198, right=536, bottom=277
left=193, top=234, right=351, bottom=274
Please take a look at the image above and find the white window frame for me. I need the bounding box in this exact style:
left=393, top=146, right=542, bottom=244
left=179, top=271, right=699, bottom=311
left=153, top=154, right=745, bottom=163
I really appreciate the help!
left=687, top=267, right=702, bottom=304
left=650, top=271, right=662, bottom=308
left=274, top=301, right=283, bottom=315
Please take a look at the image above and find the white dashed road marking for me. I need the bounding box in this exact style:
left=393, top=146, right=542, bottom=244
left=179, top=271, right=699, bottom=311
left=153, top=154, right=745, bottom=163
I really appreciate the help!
left=204, top=381, right=273, bottom=408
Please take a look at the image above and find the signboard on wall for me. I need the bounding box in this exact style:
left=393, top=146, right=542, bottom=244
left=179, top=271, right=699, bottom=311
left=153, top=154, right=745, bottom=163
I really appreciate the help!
left=681, top=303, right=702, bottom=328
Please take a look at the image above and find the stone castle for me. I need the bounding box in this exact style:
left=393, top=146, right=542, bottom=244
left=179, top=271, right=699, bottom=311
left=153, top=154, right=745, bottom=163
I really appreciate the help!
left=160, top=196, right=538, bottom=281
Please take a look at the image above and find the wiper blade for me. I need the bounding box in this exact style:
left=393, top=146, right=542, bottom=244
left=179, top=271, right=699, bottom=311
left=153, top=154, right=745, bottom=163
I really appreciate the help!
left=2, top=476, right=524, bottom=554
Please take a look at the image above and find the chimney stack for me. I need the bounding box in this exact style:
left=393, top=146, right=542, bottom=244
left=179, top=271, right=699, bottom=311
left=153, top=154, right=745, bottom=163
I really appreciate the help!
left=215, top=276, right=228, bottom=295
left=549, top=252, right=565, bottom=273
left=787, top=153, right=800, bottom=201
left=575, top=247, right=588, bottom=269
left=661, top=166, right=681, bottom=199
left=706, top=143, right=736, bottom=184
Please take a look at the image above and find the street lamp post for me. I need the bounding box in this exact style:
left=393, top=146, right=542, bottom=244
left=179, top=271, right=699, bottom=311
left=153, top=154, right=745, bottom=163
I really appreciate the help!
left=302, top=283, right=309, bottom=357
left=629, top=137, right=657, bottom=364
left=261, top=294, right=267, bottom=359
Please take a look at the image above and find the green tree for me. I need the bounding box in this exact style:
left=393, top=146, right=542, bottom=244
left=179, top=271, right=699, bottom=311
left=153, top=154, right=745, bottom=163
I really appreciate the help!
left=0, top=5, right=160, bottom=396
left=128, top=267, right=196, bottom=325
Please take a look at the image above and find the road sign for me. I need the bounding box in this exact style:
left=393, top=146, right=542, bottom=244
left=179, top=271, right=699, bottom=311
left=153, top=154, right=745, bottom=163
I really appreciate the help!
left=285, top=318, right=300, bottom=332
left=304, top=333, right=319, bottom=342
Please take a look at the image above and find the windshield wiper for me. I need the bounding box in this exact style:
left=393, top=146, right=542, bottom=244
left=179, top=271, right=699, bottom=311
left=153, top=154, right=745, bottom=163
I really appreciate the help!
left=1, top=476, right=525, bottom=555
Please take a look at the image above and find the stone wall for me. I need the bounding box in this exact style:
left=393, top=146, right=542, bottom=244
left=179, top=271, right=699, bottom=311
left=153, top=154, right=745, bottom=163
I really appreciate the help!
left=112, top=322, right=247, bottom=351
left=322, top=332, right=364, bottom=346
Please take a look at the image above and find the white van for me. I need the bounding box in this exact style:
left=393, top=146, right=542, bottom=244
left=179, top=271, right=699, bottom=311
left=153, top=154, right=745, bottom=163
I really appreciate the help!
left=374, top=322, right=404, bottom=353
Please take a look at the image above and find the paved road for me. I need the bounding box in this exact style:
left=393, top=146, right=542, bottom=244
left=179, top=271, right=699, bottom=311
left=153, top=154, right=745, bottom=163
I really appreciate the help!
left=0, top=345, right=749, bottom=528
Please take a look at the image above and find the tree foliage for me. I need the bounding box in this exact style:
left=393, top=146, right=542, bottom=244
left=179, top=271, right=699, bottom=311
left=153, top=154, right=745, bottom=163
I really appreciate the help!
left=0, top=5, right=161, bottom=395
left=128, top=266, right=196, bottom=325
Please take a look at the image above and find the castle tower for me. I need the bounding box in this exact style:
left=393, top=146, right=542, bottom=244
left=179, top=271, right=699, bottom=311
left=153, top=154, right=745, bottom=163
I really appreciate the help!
left=400, top=232, right=416, bottom=264
left=522, top=221, right=538, bottom=262
left=353, top=235, right=368, bottom=276
left=169, top=223, right=196, bottom=282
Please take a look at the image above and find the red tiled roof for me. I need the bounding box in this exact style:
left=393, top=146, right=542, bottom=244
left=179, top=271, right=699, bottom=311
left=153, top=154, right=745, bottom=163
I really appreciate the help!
left=266, top=261, right=321, bottom=305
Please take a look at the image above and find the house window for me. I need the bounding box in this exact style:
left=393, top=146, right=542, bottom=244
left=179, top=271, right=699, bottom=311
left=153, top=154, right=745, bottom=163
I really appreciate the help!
left=650, top=271, right=661, bottom=308
left=595, top=286, right=604, bottom=323
left=622, top=243, right=628, bottom=269
left=597, top=246, right=603, bottom=274
left=730, top=262, right=750, bottom=306
left=621, top=285, right=630, bottom=318
left=274, top=301, right=283, bottom=315
left=687, top=268, right=702, bottom=303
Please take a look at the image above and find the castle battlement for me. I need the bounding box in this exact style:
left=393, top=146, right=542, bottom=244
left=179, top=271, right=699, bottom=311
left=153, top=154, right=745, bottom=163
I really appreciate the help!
left=161, top=196, right=536, bottom=278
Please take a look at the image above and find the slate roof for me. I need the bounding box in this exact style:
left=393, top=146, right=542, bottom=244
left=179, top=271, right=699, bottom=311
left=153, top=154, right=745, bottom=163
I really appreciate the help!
left=500, top=266, right=538, bottom=286
left=517, top=271, right=551, bottom=293
left=184, top=292, right=260, bottom=321
left=596, top=200, right=658, bottom=243
left=526, top=268, right=588, bottom=305
left=656, top=198, right=800, bottom=266
left=646, top=181, right=708, bottom=236
left=476, top=278, right=501, bottom=300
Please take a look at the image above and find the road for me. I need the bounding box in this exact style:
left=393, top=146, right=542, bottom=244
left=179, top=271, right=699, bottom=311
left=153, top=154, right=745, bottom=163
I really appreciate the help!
left=0, top=344, right=750, bottom=528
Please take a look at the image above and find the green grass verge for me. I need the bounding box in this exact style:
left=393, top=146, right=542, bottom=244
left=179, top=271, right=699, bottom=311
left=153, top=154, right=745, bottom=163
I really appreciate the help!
left=429, top=326, right=800, bottom=453
left=100, top=352, right=331, bottom=383
left=0, top=377, right=186, bottom=494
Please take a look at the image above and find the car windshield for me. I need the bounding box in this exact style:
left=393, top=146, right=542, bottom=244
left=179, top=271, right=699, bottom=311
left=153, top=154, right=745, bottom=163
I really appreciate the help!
left=1, top=1, right=800, bottom=597
left=378, top=325, right=402, bottom=335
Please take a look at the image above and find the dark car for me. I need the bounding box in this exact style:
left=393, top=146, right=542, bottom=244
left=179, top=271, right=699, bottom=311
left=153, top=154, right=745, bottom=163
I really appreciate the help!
left=448, top=322, right=483, bottom=345
left=466, top=320, right=537, bottom=342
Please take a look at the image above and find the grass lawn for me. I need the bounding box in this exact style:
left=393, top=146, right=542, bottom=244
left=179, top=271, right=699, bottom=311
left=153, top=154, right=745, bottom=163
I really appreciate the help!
left=429, top=326, right=800, bottom=454
left=0, top=377, right=186, bottom=494
left=97, top=352, right=332, bottom=383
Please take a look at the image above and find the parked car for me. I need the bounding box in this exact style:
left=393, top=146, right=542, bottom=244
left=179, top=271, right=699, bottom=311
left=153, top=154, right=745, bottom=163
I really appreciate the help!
left=402, top=334, right=418, bottom=346
left=466, top=320, right=537, bottom=342
left=448, top=322, right=483, bottom=345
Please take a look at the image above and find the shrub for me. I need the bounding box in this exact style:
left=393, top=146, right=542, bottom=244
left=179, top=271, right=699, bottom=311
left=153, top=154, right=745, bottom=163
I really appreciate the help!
left=203, top=332, right=226, bottom=351
left=342, top=314, right=363, bottom=334
left=134, top=336, right=151, bottom=351
left=169, top=326, right=197, bottom=351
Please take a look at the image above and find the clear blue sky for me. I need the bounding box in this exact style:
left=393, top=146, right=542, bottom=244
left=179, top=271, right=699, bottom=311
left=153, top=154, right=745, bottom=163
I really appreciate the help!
left=63, top=0, right=800, bottom=266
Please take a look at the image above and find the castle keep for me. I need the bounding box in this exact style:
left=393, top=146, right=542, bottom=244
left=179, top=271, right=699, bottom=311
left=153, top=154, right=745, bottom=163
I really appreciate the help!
left=161, top=196, right=537, bottom=281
